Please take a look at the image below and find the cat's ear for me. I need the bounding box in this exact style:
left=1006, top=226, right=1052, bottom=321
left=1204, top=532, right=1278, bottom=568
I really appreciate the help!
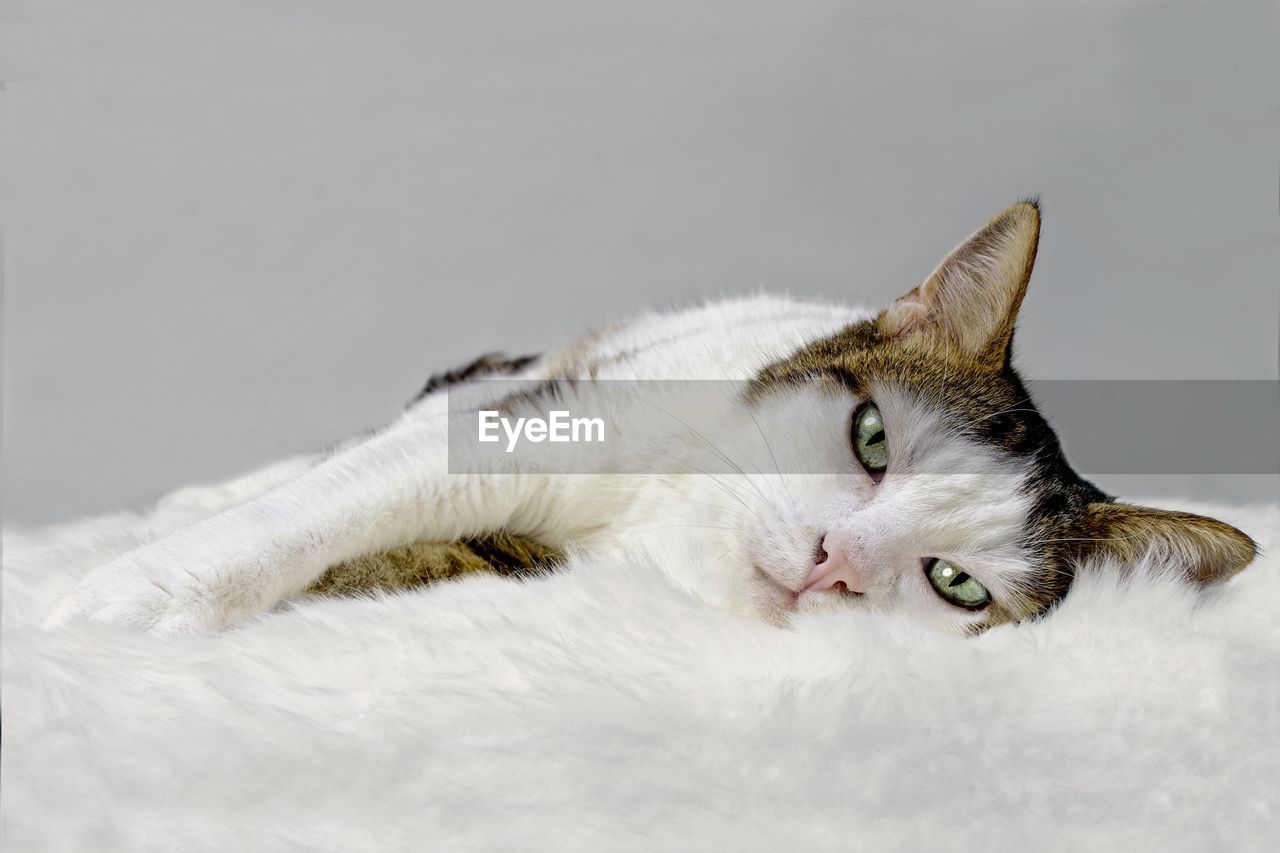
left=879, top=200, right=1041, bottom=369
left=1075, top=502, right=1257, bottom=585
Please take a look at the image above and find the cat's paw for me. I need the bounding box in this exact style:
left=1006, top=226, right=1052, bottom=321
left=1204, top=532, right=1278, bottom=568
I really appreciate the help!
left=45, top=546, right=259, bottom=636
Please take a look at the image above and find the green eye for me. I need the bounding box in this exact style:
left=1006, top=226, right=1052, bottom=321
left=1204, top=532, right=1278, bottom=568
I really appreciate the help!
left=851, top=402, right=888, bottom=475
left=925, top=559, right=991, bottom=610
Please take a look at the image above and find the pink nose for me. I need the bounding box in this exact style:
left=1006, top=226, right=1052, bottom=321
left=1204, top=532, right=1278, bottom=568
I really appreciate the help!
left=804, top=531, right=868, bottom=594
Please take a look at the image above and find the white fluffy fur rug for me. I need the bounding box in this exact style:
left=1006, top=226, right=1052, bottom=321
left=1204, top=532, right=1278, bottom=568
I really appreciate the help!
left=3, top=477, right=1277, bottom=852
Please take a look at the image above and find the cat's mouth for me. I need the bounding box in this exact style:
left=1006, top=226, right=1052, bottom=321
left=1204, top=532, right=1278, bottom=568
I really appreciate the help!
left=751, top=564, right=864, bottom=618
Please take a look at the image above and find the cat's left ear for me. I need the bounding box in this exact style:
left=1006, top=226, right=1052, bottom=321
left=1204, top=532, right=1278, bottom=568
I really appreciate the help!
left=879, top=200, right=1040, bottom=370
left=1075, top=502, right=1258, bottom=585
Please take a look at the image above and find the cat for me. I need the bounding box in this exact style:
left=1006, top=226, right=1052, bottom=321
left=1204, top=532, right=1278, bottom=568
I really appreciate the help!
left=48, top=201, right=1257, bottom=637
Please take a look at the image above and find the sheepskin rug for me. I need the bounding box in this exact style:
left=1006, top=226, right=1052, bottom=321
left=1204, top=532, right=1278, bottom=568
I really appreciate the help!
left=3, top=477, right=1277, bottom=852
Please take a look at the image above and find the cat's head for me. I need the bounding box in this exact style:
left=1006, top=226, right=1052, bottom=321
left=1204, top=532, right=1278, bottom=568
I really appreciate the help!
left=743, top=201, right=1257, bottom=634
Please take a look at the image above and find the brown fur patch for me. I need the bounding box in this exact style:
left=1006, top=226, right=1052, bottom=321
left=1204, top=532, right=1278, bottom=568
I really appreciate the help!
left=307, top=534, right=563, bottom=597
left=881, top=201, right=1040, bottom=370
left=1070, top=503, right=1257, bottom=585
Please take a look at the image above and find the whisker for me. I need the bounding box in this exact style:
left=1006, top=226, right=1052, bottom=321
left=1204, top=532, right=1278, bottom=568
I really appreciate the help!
left=631, top=395, right=772, bottom=503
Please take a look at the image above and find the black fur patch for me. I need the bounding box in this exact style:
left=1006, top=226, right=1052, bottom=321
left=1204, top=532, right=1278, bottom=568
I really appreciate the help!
left=409, top=352, right=539, bottom=406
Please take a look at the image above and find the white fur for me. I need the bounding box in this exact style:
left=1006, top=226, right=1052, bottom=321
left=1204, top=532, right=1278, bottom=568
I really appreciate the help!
left=5, top=490, right=1277, bottom=851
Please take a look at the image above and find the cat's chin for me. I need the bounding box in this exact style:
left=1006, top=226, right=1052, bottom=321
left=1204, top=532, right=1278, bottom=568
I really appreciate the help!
left=749, top=565, right=801, bottom=626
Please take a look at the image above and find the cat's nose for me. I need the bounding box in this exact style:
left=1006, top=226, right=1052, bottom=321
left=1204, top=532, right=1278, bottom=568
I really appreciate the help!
left=804, top=531, right=868, bottom=594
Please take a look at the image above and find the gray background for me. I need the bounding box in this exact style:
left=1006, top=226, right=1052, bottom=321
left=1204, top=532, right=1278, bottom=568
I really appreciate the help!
left=4, top=0, right=1278, bottom=525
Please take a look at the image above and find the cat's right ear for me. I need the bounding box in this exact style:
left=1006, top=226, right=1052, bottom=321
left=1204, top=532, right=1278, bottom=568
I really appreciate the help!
left=878, top=201, right=1041, bottom=370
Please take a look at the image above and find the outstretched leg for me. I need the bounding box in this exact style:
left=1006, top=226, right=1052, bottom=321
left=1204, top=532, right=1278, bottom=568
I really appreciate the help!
left=47, top=375, right=622, bottom=634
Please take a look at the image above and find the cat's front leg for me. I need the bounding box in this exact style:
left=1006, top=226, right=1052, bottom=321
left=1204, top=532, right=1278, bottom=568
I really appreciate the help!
left=45, top=514, right=307, bottom=634
left=47, top=417, right=547, bottom=634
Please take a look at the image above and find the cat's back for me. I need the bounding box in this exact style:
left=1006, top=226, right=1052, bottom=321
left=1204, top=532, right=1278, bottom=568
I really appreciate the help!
left=407, top=295, right=867, bottom=418
left=548, top=294, right=868, bottom=382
